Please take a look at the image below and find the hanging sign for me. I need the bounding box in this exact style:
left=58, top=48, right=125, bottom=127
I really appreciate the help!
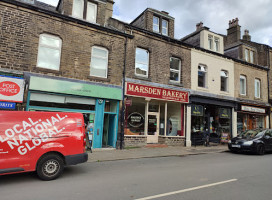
left=126, top=82, right=189, bottom=103
left=0, top=76, right=24, bottom=103
left=191, top=105, right=203, bottom=116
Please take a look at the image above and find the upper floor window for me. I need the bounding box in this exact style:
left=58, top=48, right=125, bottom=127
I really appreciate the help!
left=170, top=57, right=181, bottom=82
left=72, top=0, right=97, bottom=23
left=153, top=16, right=159, bottom=33
left=245, top=49, right=249, bottom=62
left=208, top=35, right=213, bottom=50
left=153, top=16, right=168, bottom=36
left=220, top=70, right=228, bottom=92
left=250, top=51, right=254, bottom=63
left=255, top=78, right=261, bottom=98
left=240, top=75, right=247, bottom=95
left=135, top=48, right=149, bottom=77
left=90, top=46, right=108, bottom=78
left=37, top=34, right=62, bottom=70
left=198, top=65, right=207, bottom=88
left=214, top=37, right=220, bottom=52
left=162, top=19, right=168, bottom=36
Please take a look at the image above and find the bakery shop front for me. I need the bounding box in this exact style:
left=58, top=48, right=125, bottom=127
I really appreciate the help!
left=124, top=82, right=189, bottom=147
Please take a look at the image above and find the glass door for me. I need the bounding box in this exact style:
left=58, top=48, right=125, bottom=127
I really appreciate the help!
left=147, top=113, right=159, bottom=143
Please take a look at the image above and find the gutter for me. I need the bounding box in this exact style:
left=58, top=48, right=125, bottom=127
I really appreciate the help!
left=267, top=46, right=271, bottom=128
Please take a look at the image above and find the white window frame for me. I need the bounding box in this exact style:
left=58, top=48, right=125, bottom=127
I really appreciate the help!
left=162, top=19, right=168, bottom=36
left=86, top=1, right=97, bottom=23
left=255, top=78, right=261, bottom=98
left=72, top=0, right=84, bottom=19
left=135, top=47, right=149, bottom=78
left=208, top=35, right=213, bottom=50
left=214, top=37, right=220, bottom=52
left=153, top=16, right=160, bottom=33
left=250, top=50, right=254, bottom=63
left=240, top=75, right=247, bottom=95
left=170, top=57, right=181, bottom=83
left=198, top=65, right=207, bottom=88
left=37, top=34, right=62, bottom=71
left=220, top=70, right=228, bottom=92
left=245, top=49, right=249, bottom=62
left=90, top=46, right=108, bottom=78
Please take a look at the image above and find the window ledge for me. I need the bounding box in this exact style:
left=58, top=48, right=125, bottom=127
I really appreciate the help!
left=133, top=75, right=151, bottom=81
left=196, top=86, right=209, bottom=91
left=239, top=94, right=249, bottom=98
left=87, top=76, right=110, bottom=82
left=34, top=67, right=61, bottom=75
left=168, top=81, right=183, bottom=87
left=254, top=97, right=262, bottom=101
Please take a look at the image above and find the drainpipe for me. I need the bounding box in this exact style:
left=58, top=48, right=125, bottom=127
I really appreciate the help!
left=120, top=36, right=128, bottom=149
left=267, top=46, right=271, bottom=128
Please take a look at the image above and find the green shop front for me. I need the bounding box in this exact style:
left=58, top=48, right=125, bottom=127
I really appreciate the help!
left=26, top=76, right=121, bottom=149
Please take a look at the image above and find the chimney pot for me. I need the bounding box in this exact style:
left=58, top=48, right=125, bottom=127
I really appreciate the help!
left=196, top=21, right=203, bottom=30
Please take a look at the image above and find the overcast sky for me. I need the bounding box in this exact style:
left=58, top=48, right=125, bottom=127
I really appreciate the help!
left=40, top=0, right=272, bottom=46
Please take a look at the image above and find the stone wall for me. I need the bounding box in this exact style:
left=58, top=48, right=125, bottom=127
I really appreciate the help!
left=158, top=136, right=185, bottom=146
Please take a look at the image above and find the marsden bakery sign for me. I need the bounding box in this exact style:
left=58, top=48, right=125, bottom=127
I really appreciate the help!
left=126, top=82, right=189, bottom=103
left=0, top=76, right=25, bottom=103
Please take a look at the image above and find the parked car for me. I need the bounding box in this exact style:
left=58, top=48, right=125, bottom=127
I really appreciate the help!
left=228, top=129, right=272, bottom=155
left=0, top=111, right=88, bottom=180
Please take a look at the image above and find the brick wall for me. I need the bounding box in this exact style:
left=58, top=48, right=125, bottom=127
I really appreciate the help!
left=0, top=2, right=125, bottom=86
left=158, top=136, right=185, bottom=146
left=124, top=136, right=147, bottom=147
left=125, top=30, right=191, bottom=89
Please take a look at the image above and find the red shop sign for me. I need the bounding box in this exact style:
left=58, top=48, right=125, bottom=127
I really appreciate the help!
left=0, top=81, right=20, bottom=96
left=125, top=82, right=189, bottom=103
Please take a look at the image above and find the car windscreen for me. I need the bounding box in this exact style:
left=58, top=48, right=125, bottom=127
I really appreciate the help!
left=238, top=130, right=265, bottom=139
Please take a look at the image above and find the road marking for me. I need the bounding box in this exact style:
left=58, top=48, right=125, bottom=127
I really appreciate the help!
left=135, top=179, right=237, bottom=200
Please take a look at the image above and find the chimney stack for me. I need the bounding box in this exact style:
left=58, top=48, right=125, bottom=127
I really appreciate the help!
left=196, top=22, right=203, bottom=31
left=242, top=29, right=251, bottom=41
left=226, top=18, right=241, bottom=45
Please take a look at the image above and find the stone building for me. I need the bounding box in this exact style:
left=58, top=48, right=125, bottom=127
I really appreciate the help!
left=109, top=8, right=192, bottom=147
left=0, top=0, right=132, bottom=149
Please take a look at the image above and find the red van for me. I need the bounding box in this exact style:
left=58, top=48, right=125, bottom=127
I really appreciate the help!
left=0, top=111, right=88, bottom=180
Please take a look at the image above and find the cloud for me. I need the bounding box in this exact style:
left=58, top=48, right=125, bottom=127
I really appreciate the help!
left=113, top=0, right=272, bottom=46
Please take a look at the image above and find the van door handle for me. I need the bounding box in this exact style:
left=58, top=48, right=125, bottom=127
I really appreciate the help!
left=0, top=151, right=9, bottom=154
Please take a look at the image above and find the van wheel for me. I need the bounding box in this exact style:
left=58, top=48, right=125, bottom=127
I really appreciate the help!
left=37, top=154, right=64, bottom=181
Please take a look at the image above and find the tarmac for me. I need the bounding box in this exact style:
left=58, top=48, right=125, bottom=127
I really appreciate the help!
left=87, top=144, right=229, bottom=162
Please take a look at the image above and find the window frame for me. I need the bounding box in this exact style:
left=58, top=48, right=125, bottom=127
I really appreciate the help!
left=72, top=0, right=84, bottom=19
left=208, top=35, right=213, bottom=50
left=255, top=78, right=261, bottom=98
left=37, top=34, right=62, bottom=71
left=250, top=50, right=254, bottom=63
left=153, top=16, right=160, bottom=33
left=90, top=46, right=109, bottom=78
left=198, top=65, right=207, bottom=88
left=240, top=75, right=247, bottom=95
left=214, top=37, right=220, bottom=52
left=86, top=1, right=97, bottom=23
left=162, top=19, right=168, bottom=36
left=245, top=49, right=249, bottom=62
left=169, top=57, right=181, bottom=83
left=220, top=70, right=228, bottom=92
left=135, top=47, right=149, bottom=78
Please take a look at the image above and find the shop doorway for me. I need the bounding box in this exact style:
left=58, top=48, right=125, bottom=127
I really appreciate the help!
left=102, top=114, right=116, bottom=148
left=147, top=113, right=159, bottom=143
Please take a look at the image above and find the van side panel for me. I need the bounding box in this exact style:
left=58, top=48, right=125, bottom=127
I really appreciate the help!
left=0, top=111, right=85, bottom=174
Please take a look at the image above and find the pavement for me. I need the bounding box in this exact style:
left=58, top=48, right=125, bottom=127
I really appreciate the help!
left=87, top=144, right=229, bottom=162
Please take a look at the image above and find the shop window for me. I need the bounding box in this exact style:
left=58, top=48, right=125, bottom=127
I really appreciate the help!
left=198, top=65, right=207, bottom=88
left=166, top=102, right=181, bottom=136
left=72, top=0, right=97, bottom=23
left=220, top=70, right=228, bottom=92
left=240, top=75, right=246, bottom=95
left=170, top=57, right=181, bottom=82
left=37, top=34, right=62, bottom=70
left=255, top=79, right=261, bottom=98
left=135, top=48, right=149, bottom=77
left=125, top=97, right=145, bottom=135
left=90, top=46, right=108, bottom=78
